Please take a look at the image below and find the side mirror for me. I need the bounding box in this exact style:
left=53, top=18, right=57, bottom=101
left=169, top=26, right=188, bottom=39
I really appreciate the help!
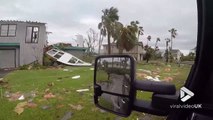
left=94, top=55, right=178, bottom=117
left=94, top=55, right=135, bottom=117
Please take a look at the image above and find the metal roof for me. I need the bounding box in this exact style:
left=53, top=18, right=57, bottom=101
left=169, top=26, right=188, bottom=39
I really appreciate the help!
left=0, top=20, right=46, bottom=24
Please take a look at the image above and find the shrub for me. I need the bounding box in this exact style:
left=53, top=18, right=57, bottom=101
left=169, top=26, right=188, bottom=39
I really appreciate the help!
left=19, top=62, right=46, bottom=70
left=19, top=64, right=29, bottom=70
left=43, top=54, right=56, bottom=66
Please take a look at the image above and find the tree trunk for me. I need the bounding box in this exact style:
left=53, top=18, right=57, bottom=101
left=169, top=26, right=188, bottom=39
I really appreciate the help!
left=170, top=36, right=173, bottom=50
left=118, top=48, right=123, bottom=54
left=155, top=41, right=157, bottom=50
left=166, top=42, right=169, bottom=64
left=107, top=33, right=111, bottom=54
left=98, top=31, right=102, bottom=55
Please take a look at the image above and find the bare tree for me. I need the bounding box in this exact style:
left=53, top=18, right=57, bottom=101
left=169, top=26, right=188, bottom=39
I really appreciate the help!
left=85, top=28, right=98, bottom=54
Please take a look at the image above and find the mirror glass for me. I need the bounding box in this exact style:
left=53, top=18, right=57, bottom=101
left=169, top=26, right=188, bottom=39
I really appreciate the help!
left=96, top=57, right=131, bottom=95
left=98, top=93, right=130, bottom=114
left=95, top=56, right=134, bottom=116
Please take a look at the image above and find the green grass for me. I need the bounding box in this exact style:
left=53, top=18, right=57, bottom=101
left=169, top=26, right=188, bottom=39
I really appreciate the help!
left=0, top=62, right=191, bottom=120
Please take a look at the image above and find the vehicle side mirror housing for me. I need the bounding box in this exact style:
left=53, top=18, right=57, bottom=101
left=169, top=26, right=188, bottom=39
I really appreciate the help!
left=94, top=55, right=178, bottom=117
left=94, top=55, right=136, bottom=117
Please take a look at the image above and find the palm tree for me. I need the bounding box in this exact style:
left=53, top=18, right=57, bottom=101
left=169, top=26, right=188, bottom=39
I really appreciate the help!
left=168, top=28, right=177, bottom=50
left=116, top=22, right=138, bottom=54
left=147, top=35, right=151, bottom=46
left=112, top=22, right=123, bottom=54
left=165, top=38, right=171, bottom=64
left=114, top=21, right=139, bottom=54
left=98, top=16, right=106, bottom=55
left=111, top=21, right=123, bottom=42
left=155, top=37, right=160, bottom=50
left=98, top=7, right=119, bottom=54
left=129, top=21, right=140, bottom=37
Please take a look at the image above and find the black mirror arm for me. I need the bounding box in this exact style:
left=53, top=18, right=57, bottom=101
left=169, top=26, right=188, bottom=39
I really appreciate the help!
left=133, top=99, right=168, bottom=116
left=132, top=80, right=177, bottom=116
left=94, top=84, right=102, bottom=96
left=134, top=80, right=176, bottom=95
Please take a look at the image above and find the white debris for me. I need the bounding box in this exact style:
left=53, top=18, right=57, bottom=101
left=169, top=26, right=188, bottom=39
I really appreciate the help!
left=63, top=69, right=69, bottom=72
left=145, top=76, right=153, bottom=80
left=76, top=89, right=89, bottom=92
left=0, top=78, right=3, bottom=81
left=145, top=76, right=161, bottom=82
left=155, top=75, right=161, bottom=78
left=18, top=95, right=25, bottom=100
left=72, top=75, right=80, bottom=79
left=153, top=77, right=161, bottom=82
left=90, top=68, right=94, bottom=71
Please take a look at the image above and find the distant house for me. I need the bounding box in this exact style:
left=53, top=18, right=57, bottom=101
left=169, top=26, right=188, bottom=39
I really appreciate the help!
left=190, top=47, right=196, bottom=56
left=102, top=42, right=145, bottom=61
left=52, top=43, right=88, bottom=59
left=161, top=49, right=182, bottom=61
left=170, top=49, right=182, bottom=61
left=0, top=20, right=47, bottom=68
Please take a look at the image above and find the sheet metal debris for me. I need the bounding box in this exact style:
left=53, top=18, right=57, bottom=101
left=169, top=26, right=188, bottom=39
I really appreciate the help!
left=76, top=89, right=89, bottom=92
left=72, top=75, right=80, bottom=79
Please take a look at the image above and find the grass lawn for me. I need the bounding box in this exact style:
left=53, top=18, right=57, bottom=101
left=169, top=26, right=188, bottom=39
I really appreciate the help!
left=0, top=62, right=191, bottom=120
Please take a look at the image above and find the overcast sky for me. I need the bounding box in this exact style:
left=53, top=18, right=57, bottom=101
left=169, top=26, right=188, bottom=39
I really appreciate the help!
left=0, top=0, right=197, bottom=55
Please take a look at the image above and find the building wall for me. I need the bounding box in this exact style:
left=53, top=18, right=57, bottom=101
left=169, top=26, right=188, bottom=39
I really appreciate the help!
left=102, top=44, right=144, bottom=61
left=0, top=21, right=46, bottom=66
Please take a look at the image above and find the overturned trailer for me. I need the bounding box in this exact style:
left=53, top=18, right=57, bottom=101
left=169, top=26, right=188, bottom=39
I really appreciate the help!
left=46, top=48, right=92, bottom=66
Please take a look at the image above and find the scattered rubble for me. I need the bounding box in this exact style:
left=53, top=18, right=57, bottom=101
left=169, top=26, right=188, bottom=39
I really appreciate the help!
left=14, top=102, right=28, bottom=115
left=136, top=73, right=148, bottom=78
left=63, top=69, right=69, bottom=72
left=100, top=109, right=106, bottom=113
left=27, top=102, right=37, bottom=108
left=5, top=91, right=37, bottom=101
left=44, top=93, right=56, bottom=99
left=56, top=104, right=64, bottom=109
left=145, top=76, right=161, bottom=82
left=164, top=68, right=171, bottom=72
left=41, top=105, right=51, bottom=110
left=137, top=69, right=152, bottom=75
left=69, top=104, right=83, bottom=111
left=8, top=92, right=22, bottom=101
left=0, top=78, right=8, bottom=86
left=91, top=107, right=99, bottom=112
left=47, top=82, right=54, bottom=87
left=18, top=95, right=25, bottom=101
left=164, top=77, right=174, bottom=82
left=60, top=111, right=72, bottom=120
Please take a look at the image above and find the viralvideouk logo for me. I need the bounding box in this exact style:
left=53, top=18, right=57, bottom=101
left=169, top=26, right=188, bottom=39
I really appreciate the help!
left=180, top=87, right=194, bottom=102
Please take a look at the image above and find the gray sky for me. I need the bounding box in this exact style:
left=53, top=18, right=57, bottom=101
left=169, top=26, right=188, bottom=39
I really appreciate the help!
left=0, top=0, right=197, bottom=55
